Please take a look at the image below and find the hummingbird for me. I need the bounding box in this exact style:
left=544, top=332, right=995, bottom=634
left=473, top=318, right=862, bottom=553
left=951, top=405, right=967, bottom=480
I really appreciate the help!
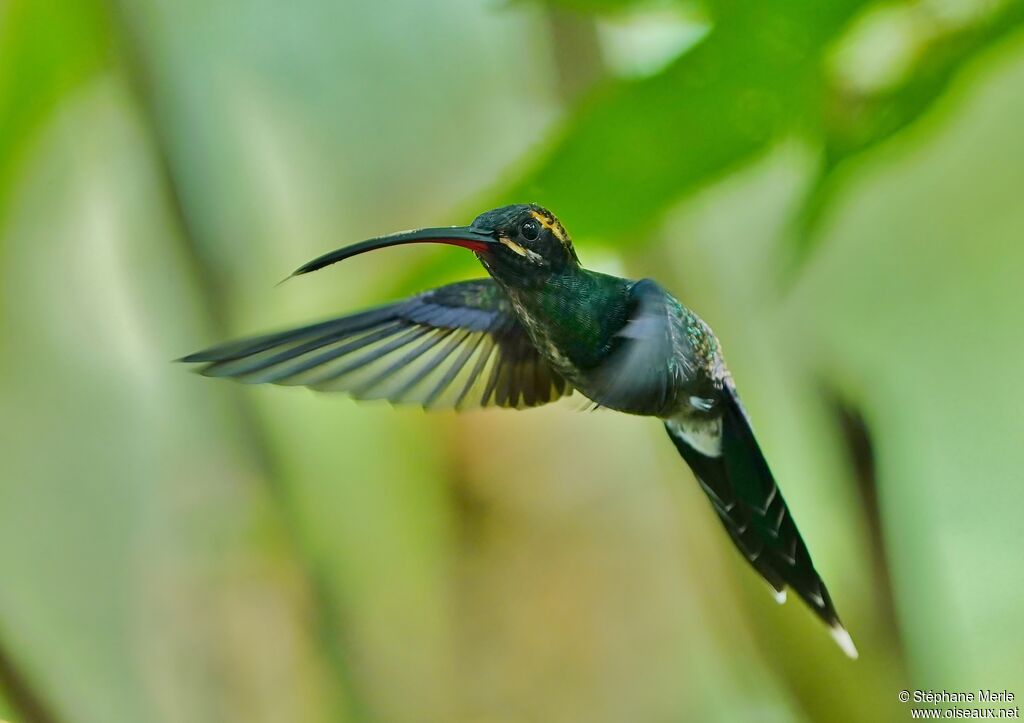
left=182, top=203, right=858, bottom=658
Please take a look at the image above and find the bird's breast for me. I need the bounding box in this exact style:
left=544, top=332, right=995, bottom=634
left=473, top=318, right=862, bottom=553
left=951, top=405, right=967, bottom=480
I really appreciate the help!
left=506, top=295, right=586, bottom=382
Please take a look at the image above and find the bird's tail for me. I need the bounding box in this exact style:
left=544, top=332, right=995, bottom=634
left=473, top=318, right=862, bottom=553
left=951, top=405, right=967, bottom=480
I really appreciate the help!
left=664, top=385, right=857, bottom=659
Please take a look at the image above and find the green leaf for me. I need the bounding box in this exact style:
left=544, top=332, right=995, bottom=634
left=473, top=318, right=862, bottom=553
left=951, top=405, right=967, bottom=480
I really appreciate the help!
left=0, top=0, right=110, bottom=225
left=793, top=0, right=1024, bottom=270
left=497, top=1, right=865, bottom=242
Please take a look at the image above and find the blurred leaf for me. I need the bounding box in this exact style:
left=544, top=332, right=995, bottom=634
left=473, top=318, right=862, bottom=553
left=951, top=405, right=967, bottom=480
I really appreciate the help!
left=792, top=0, right=1024, bottom=269
left=498, top=0, right=1024, bottom=287
left=822, top=1, right=1024, bottom=163
left=496, top=1, right=865, bottom=242
left=0, top=0, right=110, bottom=226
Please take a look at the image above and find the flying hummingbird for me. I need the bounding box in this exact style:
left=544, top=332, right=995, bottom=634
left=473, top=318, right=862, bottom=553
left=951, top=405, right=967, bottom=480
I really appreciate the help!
left=182, top=203, right=858, bottom=658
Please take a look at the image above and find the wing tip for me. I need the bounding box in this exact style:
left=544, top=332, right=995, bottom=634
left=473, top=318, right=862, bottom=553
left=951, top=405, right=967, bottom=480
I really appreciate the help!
left=179, top=347, right=237, bottom=364
left=771, top=587, right=787, bottom=604
left=829, top=623, right=859, bottom=659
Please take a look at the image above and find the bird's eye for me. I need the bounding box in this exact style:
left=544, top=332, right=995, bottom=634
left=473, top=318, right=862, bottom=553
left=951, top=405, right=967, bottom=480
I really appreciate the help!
left=520, top=219, right=540, bottom=241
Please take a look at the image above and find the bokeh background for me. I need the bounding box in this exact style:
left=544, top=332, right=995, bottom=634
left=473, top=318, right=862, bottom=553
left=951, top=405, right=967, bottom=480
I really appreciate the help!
left=1, top=0, right=1023, bottom=721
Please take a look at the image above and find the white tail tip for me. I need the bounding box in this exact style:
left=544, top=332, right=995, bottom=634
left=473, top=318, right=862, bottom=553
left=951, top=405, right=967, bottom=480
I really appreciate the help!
left=771, top=588, right=787, bottom=604
left=830, top=624, right=859, bottom=659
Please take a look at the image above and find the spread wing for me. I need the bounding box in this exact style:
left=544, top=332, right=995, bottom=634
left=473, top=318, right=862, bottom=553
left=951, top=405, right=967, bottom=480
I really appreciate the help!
left=181, top=279, right=572, bottom=410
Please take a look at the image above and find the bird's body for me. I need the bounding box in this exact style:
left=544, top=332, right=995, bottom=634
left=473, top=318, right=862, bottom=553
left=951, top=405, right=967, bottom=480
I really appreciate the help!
left=495, top=270, right=633, bottom=398
left=496, top=270, right=715, bottom=416
left=183, top=203, right=858, bottom=658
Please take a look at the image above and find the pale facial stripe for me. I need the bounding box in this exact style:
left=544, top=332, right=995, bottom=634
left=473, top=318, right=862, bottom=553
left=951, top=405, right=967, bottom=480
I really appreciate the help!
left=499, top=236, right=543, bottom=263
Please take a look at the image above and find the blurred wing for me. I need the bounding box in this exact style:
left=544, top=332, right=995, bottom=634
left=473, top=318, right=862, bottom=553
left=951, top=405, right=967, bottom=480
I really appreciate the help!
left=182, top=279, right=572, bottom=410
left=584, top=278, right=696, bottom=416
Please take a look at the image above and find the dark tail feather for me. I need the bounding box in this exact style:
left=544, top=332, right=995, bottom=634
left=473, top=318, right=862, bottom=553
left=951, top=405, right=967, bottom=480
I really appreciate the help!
left=665, top=386, right=857, bottom=658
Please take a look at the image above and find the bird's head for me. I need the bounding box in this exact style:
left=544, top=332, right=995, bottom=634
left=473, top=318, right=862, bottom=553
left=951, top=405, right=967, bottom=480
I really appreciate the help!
left=469, top=204, right=580, bottom=283
left=289, top=204, right=579, bottom=286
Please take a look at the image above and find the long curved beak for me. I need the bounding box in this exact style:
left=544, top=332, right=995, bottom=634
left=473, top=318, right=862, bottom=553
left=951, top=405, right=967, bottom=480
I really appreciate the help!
left=289, top=226, right=497, bottom=278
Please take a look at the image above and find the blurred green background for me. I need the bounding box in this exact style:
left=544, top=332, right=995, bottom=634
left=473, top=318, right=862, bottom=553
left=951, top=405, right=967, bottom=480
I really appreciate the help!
left=1, top=0, right=1022, bottom=721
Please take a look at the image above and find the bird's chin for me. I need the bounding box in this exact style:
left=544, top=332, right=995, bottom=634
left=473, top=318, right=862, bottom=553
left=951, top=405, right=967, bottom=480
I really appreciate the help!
left=475, top=251, right=499, bottom=275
